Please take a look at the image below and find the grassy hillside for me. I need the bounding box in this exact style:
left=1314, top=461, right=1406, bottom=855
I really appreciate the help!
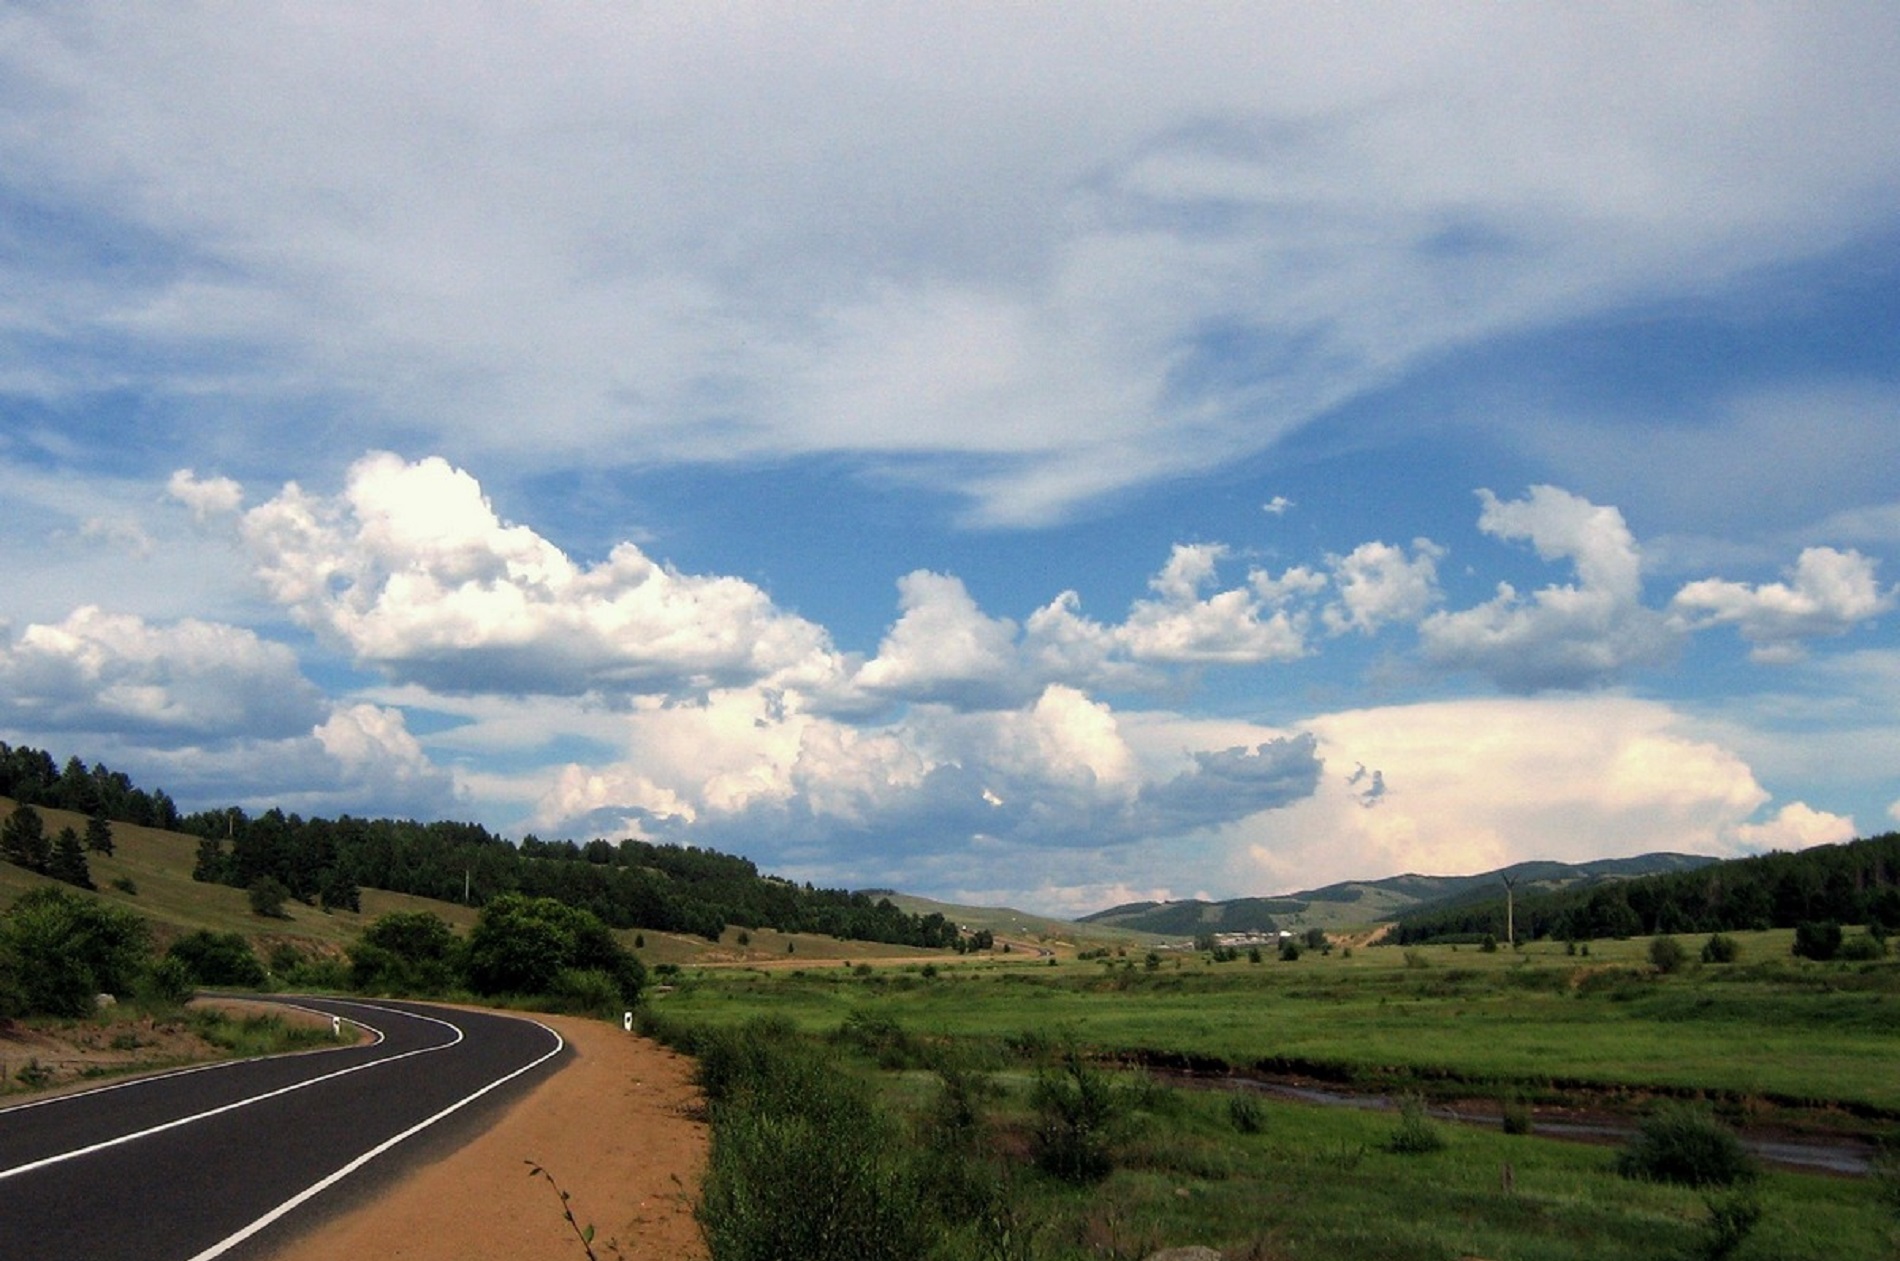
left=1081, top=853, right=1719, bottom=937
left=881, top=892, right=1169, bottom=950
left=1, top=797, right=478, bottom=954
left=0, top=798, right=964, bottom=968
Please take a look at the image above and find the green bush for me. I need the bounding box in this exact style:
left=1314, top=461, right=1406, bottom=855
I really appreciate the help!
left=1837, top=933, right=1887, bottom=961
left=1615, top=1104, right=1755, bottom=1188
left=464, top=894, right=645, bottom=1003
left=547, top=966, right=624, bottom=1015
left=247, top=875, right=292, bottom=918
left=1227, top=1091, right=1266, bottom=1134
left=1383, top=1093, right=1447, bottom=1155
left=695, top=1025, right=932, bottom=1261
left=352, top=910, right=462, bottom=994
left=1, top=885, right=151, bottom=1016
left=1700, top=933, right=1739, bottom=964
left=1695, top=1188, right=1764, bottom=1261
left=1029, top=1046, right=1124, bottom=1183
left=1648, top=936, right=1687, bottom=973
left=1792, top=919, right=1843, bottom=961
left=143, top=955, right=196, bottom=1006
left=168, top=930, right=268, bottom=988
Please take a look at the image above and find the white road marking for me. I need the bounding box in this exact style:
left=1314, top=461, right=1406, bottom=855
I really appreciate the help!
left=185, top=1012, right=566, bottom=1261
left=0, top=1003, right=382, bottom=1118
left=0, top=1001, right=458, bottom=1184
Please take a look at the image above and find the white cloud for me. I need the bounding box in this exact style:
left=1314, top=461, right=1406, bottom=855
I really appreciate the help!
left=854, top=571, right=1023, bottom=706
left=0, top=605, right=322, bottom=742
left=1323, top=538, right=1443, bottom=635
left=1728, top=801, right=1857, bottom=852
left=1670, top=546, right=1892, bottom=662
left=240, top=452, right=845, bottom=698
left=166, top=469, right=244, bottom=521
left=1118, top=544, right=1311, bottom=664
left=1421, top=486, right=1676, bottom=690
left=526, top=680, right=1320, bottom=868
left=1233, top=695, right=1775, bottom=895
left=7, top=7, right=1896, bottom=524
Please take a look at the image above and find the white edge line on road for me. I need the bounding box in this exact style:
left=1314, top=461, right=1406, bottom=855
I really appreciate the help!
left=184, top=1013, right=568, bottom=1261
left=0, top=1002, right=384, bottom=1119
left=0, top=1001, right=463, bottom=1183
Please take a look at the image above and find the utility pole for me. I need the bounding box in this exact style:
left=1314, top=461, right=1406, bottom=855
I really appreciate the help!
left=1502, top=873, right=1518, bottom=949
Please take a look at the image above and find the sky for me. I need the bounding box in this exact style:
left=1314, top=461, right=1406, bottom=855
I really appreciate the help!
left=2, top=4, right=1898, bottom=917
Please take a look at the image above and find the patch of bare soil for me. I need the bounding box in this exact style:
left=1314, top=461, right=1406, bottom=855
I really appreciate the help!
left=266, top=1013, right=708, bottom=1261
left=0, top=998, right=282, bottom=1099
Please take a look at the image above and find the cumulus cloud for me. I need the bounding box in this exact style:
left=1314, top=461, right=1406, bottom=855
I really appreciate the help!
left=1119, top=544, right=1313, bottom=664
left=1728, top=801, right=1857, bottom=852
left=1670, top=547, right=1892, bottom=662
left=0, top=606, right=322, bottom=742
left=1233, top=696, right=1776, bottom=894
left=527, top=681, right=1320, bottom=868
left=854, top=571, right=1024, bottom=707
left=1421, top=486, right=1676, bottom=690
left=167, top=469, right=245, bottom=522
left=240, top=452, right=845, bottom=698
left=1323, top=539, right=1443, bottom=635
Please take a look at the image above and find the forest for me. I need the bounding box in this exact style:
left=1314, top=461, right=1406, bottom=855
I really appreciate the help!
left=0, top=740, right=958, bottom=950
left=1392, top=831, right=1900, bottom=946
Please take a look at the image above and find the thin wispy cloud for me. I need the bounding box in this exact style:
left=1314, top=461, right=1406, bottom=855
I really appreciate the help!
left=0, top=4, right=1895, bottom=910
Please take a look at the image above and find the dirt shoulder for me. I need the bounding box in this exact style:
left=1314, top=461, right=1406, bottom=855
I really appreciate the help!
left=266, top=1012, right=708, bottom=1261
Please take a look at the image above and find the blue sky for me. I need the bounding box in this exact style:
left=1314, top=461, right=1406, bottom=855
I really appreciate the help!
left=2, top=4, right=1898, bottom=914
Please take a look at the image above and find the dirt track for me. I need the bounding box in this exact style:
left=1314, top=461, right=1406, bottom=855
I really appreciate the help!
left=266, top=1012, right=707, bottom=1261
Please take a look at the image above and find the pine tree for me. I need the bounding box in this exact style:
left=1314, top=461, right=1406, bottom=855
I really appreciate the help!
left=86, top=811, right=115, bottom=855
left=2, top=804, right=51, bottom=872
left=49, top=826, right=94, bottom=889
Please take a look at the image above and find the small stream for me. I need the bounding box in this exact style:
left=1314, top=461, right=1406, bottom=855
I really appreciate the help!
left=1173, top=1072, right=1879, bottom=1176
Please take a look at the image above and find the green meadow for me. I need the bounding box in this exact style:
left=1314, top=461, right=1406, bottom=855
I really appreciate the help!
left=655, top=933, right=1900, bottom=1260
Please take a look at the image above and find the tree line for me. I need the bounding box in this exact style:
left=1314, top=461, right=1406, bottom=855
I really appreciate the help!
left=184, top=810, right=958, bottom=947
left=0, top=738, right=958, bottom=948
left=1391, top=832, right=1900, bottom=945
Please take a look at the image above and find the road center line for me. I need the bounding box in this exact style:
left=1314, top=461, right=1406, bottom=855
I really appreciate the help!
left=0, top=1002, right=462, bottom=1184
left=0, top=1003, right=383, bottom=1119
left=185, top=1012, right=566, bottom=1261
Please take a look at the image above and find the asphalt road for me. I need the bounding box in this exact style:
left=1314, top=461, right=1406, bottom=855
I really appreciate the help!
left=0, top=997, right=568, bottom=1261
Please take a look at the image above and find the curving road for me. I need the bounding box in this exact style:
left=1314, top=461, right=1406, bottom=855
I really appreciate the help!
left=0, top=997, right=567, bottom=1261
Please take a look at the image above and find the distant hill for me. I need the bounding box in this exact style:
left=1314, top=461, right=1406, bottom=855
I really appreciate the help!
left=1079, top=853, right=1718, bottom=938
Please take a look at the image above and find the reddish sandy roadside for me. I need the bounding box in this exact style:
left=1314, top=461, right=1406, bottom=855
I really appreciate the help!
left=267, top=1012, right=707, bottom=1261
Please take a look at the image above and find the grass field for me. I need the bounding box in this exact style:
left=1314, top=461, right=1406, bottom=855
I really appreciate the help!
left=656, top=934, right=1900, bottom=1260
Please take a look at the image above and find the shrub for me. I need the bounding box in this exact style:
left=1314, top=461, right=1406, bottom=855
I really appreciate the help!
left=1403, top=948, right=1430, bottom=969
left=1278, top=938, right=1302, bottom=962
left=1500, top=1094, right=1534, bottom=1136
left=111, top=875, right=139, bottom=896
left=248, top=875, right=291, bottom=918
left=1030, top=1046, right=1124, bottom=1183
left=1227, top=1092, right=1266, bottom=1135
left=1695, top=1188, right=1763, bottom=1261
left=696, top=1026, right=932, bottom=1261
left=1480, top=934, right=1499, bottom=954
left=1383, top=1093, right=1447, bottom=1155
left=1648, top=936, right=1687, bottom=974
left=352, top=910, right=462, bottom=994
left=1615, top=1104, right=1755, bottom=1187
left=547, top=967, right=624, bottom=1015
left=144, top=954, right=196, bottom=1006
left=1791, top=919, right=1843, bottom=961
left=168, top=930, right=268, bottom=988
left=1700, top=934, right=1739, bottom=964
left=1837, top=933, right=1888, bottom=961
left=2, top=885, right=151, bottom=1016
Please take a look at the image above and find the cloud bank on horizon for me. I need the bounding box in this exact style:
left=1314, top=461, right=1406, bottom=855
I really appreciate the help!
left=1, top=5, right=1897, bottom=914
